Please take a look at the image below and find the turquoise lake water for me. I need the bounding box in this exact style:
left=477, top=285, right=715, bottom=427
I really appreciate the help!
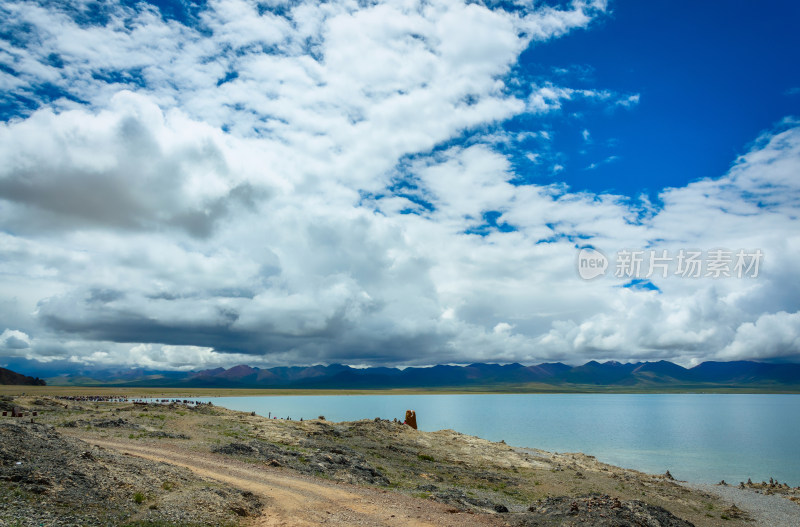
left=184, top=393, right=800, bottom=486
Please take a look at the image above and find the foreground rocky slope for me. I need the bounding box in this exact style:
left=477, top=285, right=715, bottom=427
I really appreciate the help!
left=0, top=419, right=261, bottom=526
left=1, top=394, right=797, bottom=526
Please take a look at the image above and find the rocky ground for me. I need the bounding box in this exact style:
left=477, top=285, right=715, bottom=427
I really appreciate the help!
left=511, top=494, right=696, bottom=526
left=0, top=413, right=261, bottom=526
left=1, top=394, right=798, bottom=526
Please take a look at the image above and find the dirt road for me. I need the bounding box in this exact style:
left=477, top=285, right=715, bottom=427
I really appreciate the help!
left=84, top=438, right=506, bottom=527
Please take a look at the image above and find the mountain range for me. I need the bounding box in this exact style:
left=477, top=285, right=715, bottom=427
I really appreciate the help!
left=36, top=360, right=800, bottom=390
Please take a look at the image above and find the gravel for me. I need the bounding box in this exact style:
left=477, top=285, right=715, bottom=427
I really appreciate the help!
left=511, top=494, right=695, bottom=527
left=0, top=421, right=261, bottom=526
left=213, top=437, right=391, bottom=486
left=684, top=483, right=800, bottom=527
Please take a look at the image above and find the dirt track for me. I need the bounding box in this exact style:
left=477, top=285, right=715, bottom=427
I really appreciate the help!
left=85, top=438, right=505, bottom=527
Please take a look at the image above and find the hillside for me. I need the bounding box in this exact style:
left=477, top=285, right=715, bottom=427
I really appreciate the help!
left=0, top=367, right=46, bottom=386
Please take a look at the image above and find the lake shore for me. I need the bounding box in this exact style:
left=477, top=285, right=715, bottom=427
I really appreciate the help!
left=1, top=393, right=799, bottom=526
left=4, top=384, right=800, bottom=398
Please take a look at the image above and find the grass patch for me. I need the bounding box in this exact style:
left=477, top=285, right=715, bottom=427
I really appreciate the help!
left=138, top=413, right=166, bottom=420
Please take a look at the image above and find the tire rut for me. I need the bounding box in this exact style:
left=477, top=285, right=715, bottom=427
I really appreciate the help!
left=83, top=438, right=502, bottom=527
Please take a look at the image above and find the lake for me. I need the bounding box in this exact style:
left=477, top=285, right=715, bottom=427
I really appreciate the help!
left=183, top=393, right=800, bottom=486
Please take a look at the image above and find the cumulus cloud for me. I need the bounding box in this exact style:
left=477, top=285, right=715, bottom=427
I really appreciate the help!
left=0, top=0, right=798, bottom=370
left=719, top=311, right=800, bottom=361
left=0, top=92, right=268, bottom=236
left=1, top=329, right=31, bottom=350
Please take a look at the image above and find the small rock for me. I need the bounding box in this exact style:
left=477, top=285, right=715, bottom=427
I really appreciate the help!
left=723, top=504, right=750, bottom=520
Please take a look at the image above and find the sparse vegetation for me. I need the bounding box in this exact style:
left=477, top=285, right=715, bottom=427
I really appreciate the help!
left=1, top=393, right=793, bottom=527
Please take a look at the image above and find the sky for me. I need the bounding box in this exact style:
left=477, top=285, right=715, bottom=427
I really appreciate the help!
left=1, top=0, right=799, bottom=373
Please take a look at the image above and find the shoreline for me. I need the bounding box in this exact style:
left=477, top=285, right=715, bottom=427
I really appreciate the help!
left=4, top=384, right=800, bottom=397
left=1, top=393, right=799, bottom=526
left=4, top=387, right=800, bottom=487
left=685, top=483, right=800, bottom=527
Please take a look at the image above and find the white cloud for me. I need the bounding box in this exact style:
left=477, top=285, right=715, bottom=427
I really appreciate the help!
left=585, top=154, right=618, bottom=170
left=493, top=322, right=514, bottom=334
left=1, top=329, right=31, bottom=350
left=616, top=94, right=640, bottom=108
left=0, top=0, right=798, bottom=371
left=720, top=311, right=800, bottom=361
left=0, top=91, right=272, bottom=236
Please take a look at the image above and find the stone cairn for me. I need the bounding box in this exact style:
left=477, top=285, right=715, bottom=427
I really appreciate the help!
left=404, top=409, right=417, bottom=429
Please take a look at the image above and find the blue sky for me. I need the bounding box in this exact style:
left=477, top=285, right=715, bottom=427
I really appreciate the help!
left=0, top=0, right=799, bottom=372
left=510, top=0, right=800, bottom=197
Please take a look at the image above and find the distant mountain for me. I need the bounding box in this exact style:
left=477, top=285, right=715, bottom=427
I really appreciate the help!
left=631, top=361, right=692, bottom=383
left=528, top=362, right=572, bottom=380
left=42, top=359, right=800, bottom=390
left=561, top=360, right=639, bottom=385
left=0, top=367, right=46, bottom=386
left=687, top=361, right=800, bottom=384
